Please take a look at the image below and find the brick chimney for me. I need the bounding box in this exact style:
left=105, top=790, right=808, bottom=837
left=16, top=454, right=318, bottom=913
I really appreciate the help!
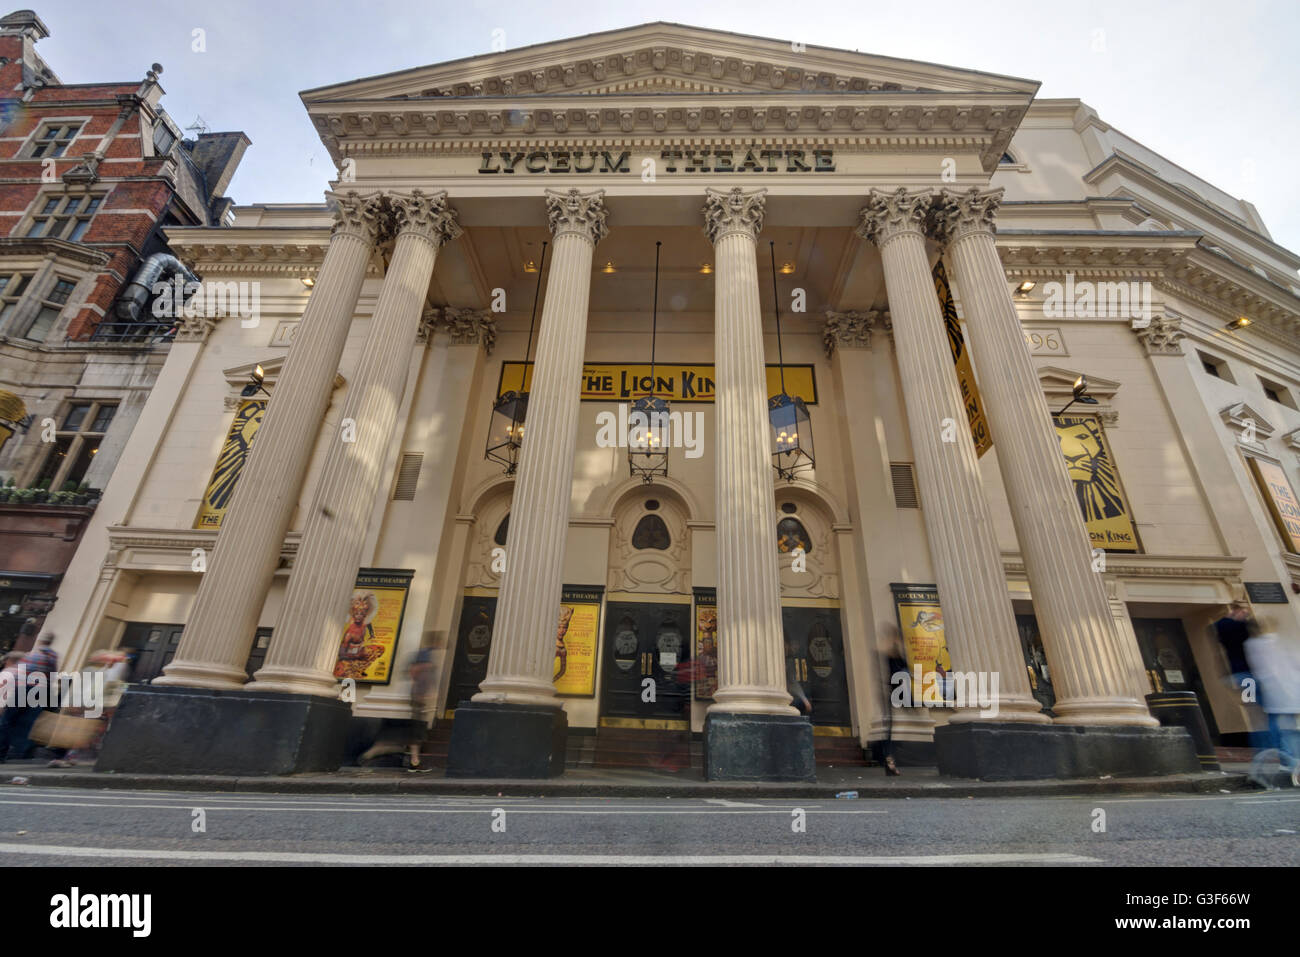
left=186, top=131, right=252, bottom=199
left=0, top=9, right=56, bottom=94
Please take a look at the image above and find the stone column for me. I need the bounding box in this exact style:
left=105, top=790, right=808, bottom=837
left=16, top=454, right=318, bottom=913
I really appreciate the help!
left=858, top=188, right=1046, bottom=725
left=248, top=190, right=461, bottom=697
left=446, top=189, right=607, bottom=780
left=154, top=191, right=382, bottom=690
left=700, top=186, right=813, bottom=783
left=934, top=187, right=1157, bottom=728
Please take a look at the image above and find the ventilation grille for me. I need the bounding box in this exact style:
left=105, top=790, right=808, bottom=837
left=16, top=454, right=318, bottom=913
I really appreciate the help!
left=393, top=453, right=423, bottom=501
left=890, top=462, right=919, bottom=509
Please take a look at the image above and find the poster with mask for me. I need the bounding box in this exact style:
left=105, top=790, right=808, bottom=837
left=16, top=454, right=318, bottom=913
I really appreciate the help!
left=554, top=585, right=602, bottom=697
left=333, top=568, right=413, bottom=685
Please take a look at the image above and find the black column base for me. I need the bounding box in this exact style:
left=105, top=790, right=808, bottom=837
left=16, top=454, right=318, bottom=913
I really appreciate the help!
left=96, top=684, right=352, bottom=776
left=444, top=701, right=567, bottom=778
left=935, top=721, right=1201, bottom=781
left=704, top=712, right=817, bottom=782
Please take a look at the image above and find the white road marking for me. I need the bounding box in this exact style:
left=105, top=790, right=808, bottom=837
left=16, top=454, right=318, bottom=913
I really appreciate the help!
left=0, top=799, right=879, bottom=815
left=0, top=843, right=1099, bottom=866
left=703, top=798, right=767, bottom=807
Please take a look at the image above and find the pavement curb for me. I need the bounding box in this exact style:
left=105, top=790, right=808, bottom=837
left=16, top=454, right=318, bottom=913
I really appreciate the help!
left=3, top=768, right=1251, bottom=799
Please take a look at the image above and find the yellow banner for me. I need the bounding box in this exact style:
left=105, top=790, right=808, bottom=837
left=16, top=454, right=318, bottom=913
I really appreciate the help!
left=1055, top=415, right=1140, bottom=552
left=891, top=585, right=953, bottom=702
left=933, top=261, right=992, bottom=456
left=555, top=586, right=601, bottom=696
left=498, top=362, right=817, bottom=404
left=693, top=589, right=718, bottom=700
left=333, top=568, right=414, bottom=685
left=1248, top=457, right=1300, bottom=553
left=194, top=399, right=266, bottom=529
left=0, top=424, right=11, bottom=456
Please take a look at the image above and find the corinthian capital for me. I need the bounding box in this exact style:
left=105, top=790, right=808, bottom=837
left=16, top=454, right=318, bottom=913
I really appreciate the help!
left=327, top=190, right=384, bottom=244
left=703, top=186, right=766, bottom=245
left=856, top=188, right=932, bottom=246
left=822, top=309, right=883, bottom=356
left=545, top=188, right=609, bottom=244
left=419, top=306, right=497, bottom=353
left=931, top=187, right=1003, bottom=244
left=1133, top=313, right=1185, bottom=356
left=390, top=189, right=463, bottom=247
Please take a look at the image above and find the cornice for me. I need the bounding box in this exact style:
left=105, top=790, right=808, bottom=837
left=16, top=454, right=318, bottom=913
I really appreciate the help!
left=0, top=236, right=111, bottom=269
left=1002, top=551, right=1245, bottom=581
left=105, top=525, right=303, bottom=568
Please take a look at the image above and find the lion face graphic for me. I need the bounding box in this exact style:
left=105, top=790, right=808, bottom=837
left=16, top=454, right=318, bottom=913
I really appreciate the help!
left=1057, top=418, right=1124, bottom=521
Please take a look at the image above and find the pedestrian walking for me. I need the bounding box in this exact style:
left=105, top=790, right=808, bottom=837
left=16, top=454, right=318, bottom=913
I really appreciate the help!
left=0, top=651, right=27, bottom=761
left=406, top=647, right=436, bottom=772
left=1244, top=620, right=1300, bottom=787
left=878, top=623, right=908, bottom=777
left=785, top=637, right=812, bottom=717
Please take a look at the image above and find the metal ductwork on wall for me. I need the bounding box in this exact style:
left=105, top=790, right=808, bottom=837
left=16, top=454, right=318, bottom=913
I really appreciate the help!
left=115, top=252, right=199, bottom=322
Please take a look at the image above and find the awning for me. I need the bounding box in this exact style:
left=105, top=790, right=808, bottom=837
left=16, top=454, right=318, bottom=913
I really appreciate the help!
left=0, top=390, right=26, bottom=424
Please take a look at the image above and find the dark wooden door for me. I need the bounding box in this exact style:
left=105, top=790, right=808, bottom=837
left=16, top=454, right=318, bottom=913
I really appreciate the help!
left=781, top=606, right=852, bottom=727
left=600, top=602, right=691, bottom=720
left=446, top=595, right=497, bottom=710
left=1132, top=617, right=1220, bottom=738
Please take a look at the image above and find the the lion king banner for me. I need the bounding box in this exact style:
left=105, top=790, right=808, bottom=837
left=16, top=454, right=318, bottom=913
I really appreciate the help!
left=1055, top=414, right=1139, bottom=552
left=194, top=399, right=266, bottom=529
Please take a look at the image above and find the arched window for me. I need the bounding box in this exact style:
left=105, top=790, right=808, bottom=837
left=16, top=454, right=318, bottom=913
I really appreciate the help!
left=632, top=513, right=670, bottom=550
left=493, top=514, right=509, bottom=546
left=776, top=516, right=812, bottom=554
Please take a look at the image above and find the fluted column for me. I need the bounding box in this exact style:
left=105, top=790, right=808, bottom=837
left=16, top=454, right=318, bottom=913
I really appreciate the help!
left=249, top=190, right=462, bottom=696
left=473, top=188, right=608, bottom=708
left=934, top=187, right=1156, bottom=727
left=858, top=188, right=1046, bottom=724
left=156, top=191, right=382, bottom=690
left=703, top=187, right=796, bottom=716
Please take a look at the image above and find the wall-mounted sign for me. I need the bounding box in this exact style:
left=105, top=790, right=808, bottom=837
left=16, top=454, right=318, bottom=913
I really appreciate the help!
left=333, top=568, right=414, bottom=685
left=194, top=399, right=266, bottom=529
left=1054, top=414, right=1140, bottom=552
left=1246, top=456, right=1300, bottom=554
left=1244, top=581, right=1289, bottom=604
left=498, top=361, right=817, bottom=405
left=479, top=148, right=835, bottom=175
left=555, top=585, right=602, bottom=697
left=692, top=588, right=718, bottom=700
left=933, top=261, right=991, bottom=456
left=890, top=583, right=953, bottom=702
left=1022, top=327, right=1068, bottom=356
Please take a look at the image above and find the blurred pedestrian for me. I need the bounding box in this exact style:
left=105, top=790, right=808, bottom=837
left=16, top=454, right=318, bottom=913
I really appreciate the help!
left=0, top=651, right=27, bottom=761
left=1244, top=619, right=1300, bottom=786
left=785, top=637, right=811, bottom=717
left=879, top=623, right=908, bottom=776
left=1214, top=602, right=1254, bottom=690
left=406, top=647, right=435, bottom=772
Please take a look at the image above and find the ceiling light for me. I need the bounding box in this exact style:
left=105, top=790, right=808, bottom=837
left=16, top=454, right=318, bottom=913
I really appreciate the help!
left=601, top=261, right=616, bottom=274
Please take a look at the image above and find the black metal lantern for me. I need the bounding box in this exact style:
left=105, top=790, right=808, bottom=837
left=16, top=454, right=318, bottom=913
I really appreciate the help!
left=767, top=241, right=814, bottom=480
left=485, top=240, right=546, bottom=475
left=629, top=241, right=670, bottom=484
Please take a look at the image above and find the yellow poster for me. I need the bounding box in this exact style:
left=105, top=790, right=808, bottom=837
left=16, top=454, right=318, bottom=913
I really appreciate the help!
left=194, top=399, right=266, bottom=529
left=333, top=568, right=414, bottom=685
left=891, top=584, right=952, bottom=701
left=498, top=361, right=817, bottom=405
left=693, top=589, right=718, bottom=700
left=1055, top=415, right=1140, bottom=552
left=0, top=424, right=11, bottom=456
left=555, top=586, right=601, bottom=697
left=1248, top=457, right=1300, bottom=553
left=933, top=261, right=992, bottom=456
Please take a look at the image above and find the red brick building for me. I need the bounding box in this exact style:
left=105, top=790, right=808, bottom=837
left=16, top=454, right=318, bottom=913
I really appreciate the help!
left=0, top=8, right=249, bottom=650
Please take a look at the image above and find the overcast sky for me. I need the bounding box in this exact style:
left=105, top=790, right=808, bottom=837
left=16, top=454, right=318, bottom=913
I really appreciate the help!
left=35, top=0, right=1300, bottom=258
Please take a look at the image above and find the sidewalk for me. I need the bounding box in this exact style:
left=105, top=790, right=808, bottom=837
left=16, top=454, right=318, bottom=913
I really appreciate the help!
left=0, top=759, right=1256, bottom=799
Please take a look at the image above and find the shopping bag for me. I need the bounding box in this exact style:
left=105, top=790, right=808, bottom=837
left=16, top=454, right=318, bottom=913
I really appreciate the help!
left=29, top=711, right=101, bottom=749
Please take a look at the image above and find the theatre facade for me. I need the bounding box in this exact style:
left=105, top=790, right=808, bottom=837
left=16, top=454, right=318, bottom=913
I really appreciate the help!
left=44, top=23, right=1300, bottom=779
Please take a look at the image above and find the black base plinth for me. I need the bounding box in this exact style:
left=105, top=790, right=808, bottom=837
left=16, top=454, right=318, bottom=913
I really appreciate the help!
left=704, top=712, right=816, bottom=782
left=95, top=684, right=352, bottom=776
left=444, top=701, right=567, bottom=778
left=935, top=721, right=1201, bottom=781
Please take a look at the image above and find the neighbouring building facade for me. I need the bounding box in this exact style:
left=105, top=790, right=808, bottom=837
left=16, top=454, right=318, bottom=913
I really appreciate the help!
left=0, top=9, right=249, bottom=653
left=41, top=22, right=1300, bottom=780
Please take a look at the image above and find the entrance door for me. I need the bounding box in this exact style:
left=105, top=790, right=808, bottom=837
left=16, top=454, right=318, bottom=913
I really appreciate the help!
left=119, top=622, right=184, bottom=683
left=1132, top=618, right=1220, bottom=739
left=446, top=595, right=497, bottom=711
left=782, top=606, right=852, bottom=727
left=600, top=601, right=691, bottom=721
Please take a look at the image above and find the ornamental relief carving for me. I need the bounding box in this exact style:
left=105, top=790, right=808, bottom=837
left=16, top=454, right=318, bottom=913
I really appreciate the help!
left=822, top=309, right=887, bottom=356
left=606, top=496, right=690, bottom=596
left=1133, top=313, right=1185, bottom=355
left=931, top=187, right=1002, bottom=243
left=545, top=187, right=609, bottom=243
left=389, top=189, right=463, bottom=247
left=703, top=186, right=766, bottom=244
left=856, top=187, right=930, bottom=245
left=327, top=190, right=385, bottom=243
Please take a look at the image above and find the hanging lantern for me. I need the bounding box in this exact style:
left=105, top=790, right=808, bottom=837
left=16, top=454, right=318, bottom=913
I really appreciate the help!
left=629, top=241, right=670, bottom=484
left=767, top=241, right=815, bottom=481
left=485, top=240, right=546, bottom=475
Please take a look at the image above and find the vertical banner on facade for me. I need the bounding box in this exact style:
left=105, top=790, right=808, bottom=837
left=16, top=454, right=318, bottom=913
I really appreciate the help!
left=333, top=568, right=414, bottom=685
left=0, top=423, right=11, bottom=456
left=932, top=261, right=992, bottom=456
left=1247, top=456, right=1300, bottom=553
left=194, top=399, right=266, bottom=529
left=692, top=588, right=718, bottom=700
left=890, top=583, right=953, bottom=700
left=555, top=585, right=602, bottom=697
left=1054, top=414, right=1140, bottom=552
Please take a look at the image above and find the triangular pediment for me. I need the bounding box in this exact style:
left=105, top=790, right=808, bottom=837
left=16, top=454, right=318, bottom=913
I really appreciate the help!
left=1038, top=367, right=1121, bottom=403
left=301, top=21, right=1039, bottom=104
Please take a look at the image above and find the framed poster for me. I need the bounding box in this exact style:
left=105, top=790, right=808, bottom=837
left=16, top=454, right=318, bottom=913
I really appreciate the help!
left=890, top=583, right=953, bottom=702
left=555, top=585, right=602, bottom=697
left=692, top=588, right=718, bottom=700
left=1246, top=456, right=1300, bottom=554
left=1054, top=414, right=1140, bottom=552
left=332, top=568, right=414, bottom=685
left=194, top=399, right=266, bottom=529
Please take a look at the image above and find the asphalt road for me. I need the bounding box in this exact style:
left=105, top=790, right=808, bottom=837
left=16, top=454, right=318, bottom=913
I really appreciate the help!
left=0, top=785, right=1297, bottom=865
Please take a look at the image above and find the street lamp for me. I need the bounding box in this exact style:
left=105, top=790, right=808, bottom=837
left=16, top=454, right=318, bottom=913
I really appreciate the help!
left=629, top=241, right=669, bottom=484
left=767, top=241, right=814, bottom=481
left=485, top=241, right=546, bottom=475
left=1054, top=374, right=1099, bottom=417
